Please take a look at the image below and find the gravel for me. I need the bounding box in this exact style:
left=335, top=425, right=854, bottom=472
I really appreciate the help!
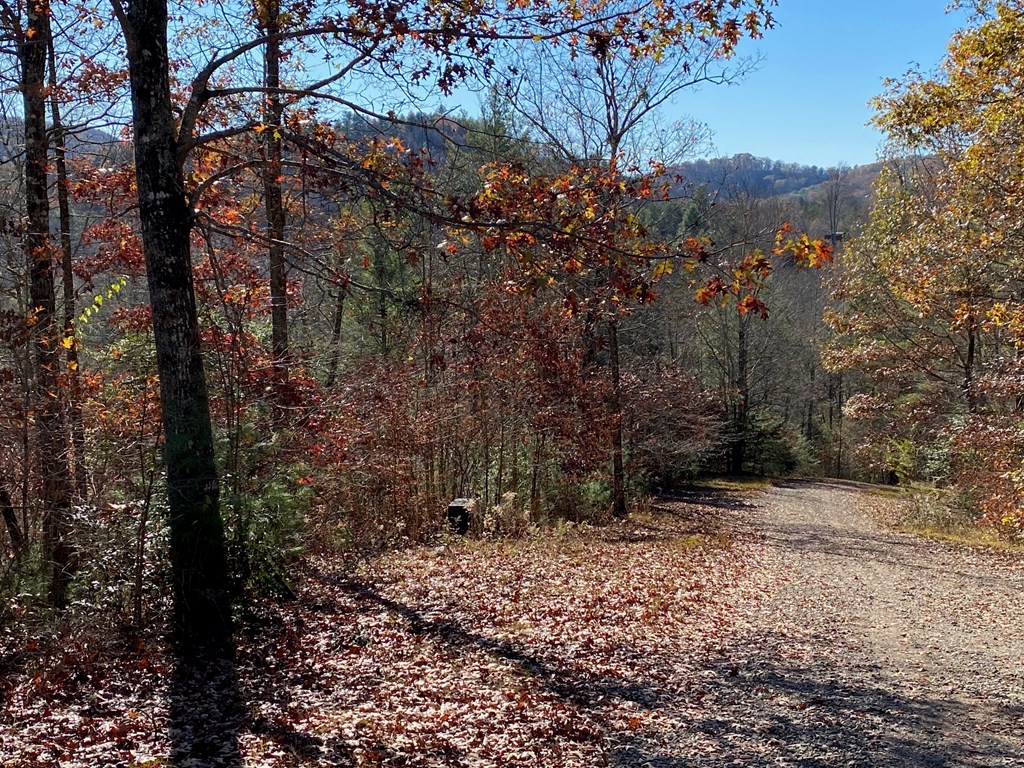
left=610, top=480, right=1024, bottom=767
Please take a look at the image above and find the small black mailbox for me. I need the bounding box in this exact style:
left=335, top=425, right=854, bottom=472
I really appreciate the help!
left=447, top=498, right=474, bottom=535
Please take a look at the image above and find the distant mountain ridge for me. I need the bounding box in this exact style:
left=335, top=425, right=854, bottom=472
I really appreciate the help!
left=672, top=153, right=832, bottom=197
left=1, top=112, right=884, bottom=206
left=0, top=118, right=121, bottom=162
left=670, top=153, right=884, bottom=201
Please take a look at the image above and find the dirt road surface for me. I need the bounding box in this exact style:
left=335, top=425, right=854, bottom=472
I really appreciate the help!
left=615, top=480, right=1024, bottom=767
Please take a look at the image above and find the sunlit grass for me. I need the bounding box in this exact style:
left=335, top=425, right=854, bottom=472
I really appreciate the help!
left=862, top=483, right=1024, bottom=554
left=702, top=476, right=773, bottom=494
left=900, top=522, right=1024, bottom=554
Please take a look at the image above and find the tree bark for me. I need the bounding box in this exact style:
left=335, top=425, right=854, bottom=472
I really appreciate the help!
left=964, top=306, right=978, bottom=414
left=608, top=318, right=626, bottom=518
left=260, top=0, right=290, bottom=412
left=834, top=372, right=844, bottom=478
left=21, top=0, right=74, bottom=609
left=47, top=22, right=89, bottom=500
left=730, top=314, right=749, bottom=474
left=1, top=484, right=23, bottom=556
left=324, top=285, right=345, bottom=387
left=116, top=0, right=231, bottom=649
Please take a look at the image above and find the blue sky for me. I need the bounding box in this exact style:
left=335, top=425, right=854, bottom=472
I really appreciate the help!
left=670, top=0, right=971, bottom=168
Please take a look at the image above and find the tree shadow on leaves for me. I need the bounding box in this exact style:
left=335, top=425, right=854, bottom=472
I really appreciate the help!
left=659, top=484, right=761, bottom=512
left=167, top=610, right=364, bottom=768
left=335, top=577, right=1024, bottom=767
left=337, top=577, right=667, bottom=710
left=168, top=628, right=361, bottom=767
left=598, top=485, right=750, bottom=546
left=233, top=606, right=361, bottom=767
left=168, top=644, right=245, bottom=768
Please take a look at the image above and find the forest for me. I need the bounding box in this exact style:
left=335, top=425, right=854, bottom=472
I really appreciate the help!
left=2, top=1, right=1024, bottom=766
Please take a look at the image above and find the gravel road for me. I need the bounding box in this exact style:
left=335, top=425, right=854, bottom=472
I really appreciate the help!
left=613, top=480, right=1024, bottom=767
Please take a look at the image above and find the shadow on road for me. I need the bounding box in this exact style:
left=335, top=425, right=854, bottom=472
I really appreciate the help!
left=318, top=567, right=1021, bottom=768
left=163, top=479, right=1022, bottom=767
left=658, top=484, right=760, bottom=512
left=765, top=481, right=1017, bottom=586
left=607, top=638, right=1024, bottom=767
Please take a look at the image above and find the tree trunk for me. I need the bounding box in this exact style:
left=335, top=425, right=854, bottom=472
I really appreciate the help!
left=530, top=434, right=542, bottom=520
left=324, top=284, right=345, bottom=387
left=21, top=0, right=74, bottom=609
left=835, top=372, right=844, bottom=478
left=608, top=318, right=626, bottom=518
left=1, top=484, right=23, bottom=556
left=260, top=0, right=289, bottom=411
left=117, top=0, right=231, bottom=649
left=730, top=314, right=748, bottom=474
left=964, top=306, right=978, bottom=414
left=47, top=24, right=89, bottom=501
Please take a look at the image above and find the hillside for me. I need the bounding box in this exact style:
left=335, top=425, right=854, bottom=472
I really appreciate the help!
left=672, top=153, right=883, bottom=202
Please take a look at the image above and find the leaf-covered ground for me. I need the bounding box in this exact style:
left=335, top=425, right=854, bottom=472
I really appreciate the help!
left=1, top=489, right=769, bottom=767
left=4, top=481, right=1024, bottom=767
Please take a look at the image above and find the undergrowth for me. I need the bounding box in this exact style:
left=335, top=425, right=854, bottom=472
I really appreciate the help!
left=866, top=484, right=1024, bottom=554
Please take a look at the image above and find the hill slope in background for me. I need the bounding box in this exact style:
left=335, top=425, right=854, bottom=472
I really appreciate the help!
left=672, top=154, right=883, bottom=201
left=2, top=112, right=881, bottom=204
left=673, top=154, right=831, bottom=197
left=0, top=119, right=123, bottom=163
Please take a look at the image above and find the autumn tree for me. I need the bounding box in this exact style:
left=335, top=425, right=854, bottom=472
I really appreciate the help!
left=832, top=2, right=1024, bottom=528
left=494, top=1, right=767, bottom=514
left=0, top=0, right=75, bottom=608
left=88, top=0, right=785, bottom=642
left=824, top=163, right=983, bottom=481
left=46, top=15, right=89, bottom=501
left=256, top=0, right=290, bottom=411
left=110, top=0, right=232, bottom=646
left=697, top=193, right=784, bottom=473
